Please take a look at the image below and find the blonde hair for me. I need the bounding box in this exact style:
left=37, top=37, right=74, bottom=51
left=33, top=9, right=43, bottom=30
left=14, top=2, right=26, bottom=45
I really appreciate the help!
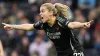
left=41, top=3, right=72, bottom=19
left=41, top=3, right=57, bottom=16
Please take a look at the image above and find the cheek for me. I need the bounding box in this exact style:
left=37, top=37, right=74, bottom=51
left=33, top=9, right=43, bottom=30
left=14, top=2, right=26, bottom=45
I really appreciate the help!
left=44, top=12, right=50, bottom=17
left=43, top=18, right=49, bottom=23
left=43, top=18, right=48, bottom=21
left=46, top=18, right=49, bottom=20
left=44, top=13, right=48, bottom=16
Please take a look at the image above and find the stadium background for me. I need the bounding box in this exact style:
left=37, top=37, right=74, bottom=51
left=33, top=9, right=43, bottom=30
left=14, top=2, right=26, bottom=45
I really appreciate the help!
left=0, top=0, right=100, bottom=56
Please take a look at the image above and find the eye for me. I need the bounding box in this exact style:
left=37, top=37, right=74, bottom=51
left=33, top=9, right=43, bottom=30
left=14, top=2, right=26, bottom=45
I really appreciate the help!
left=42, top=10, right=45, bottom=13
left=40, top=9, right=45, bottom=13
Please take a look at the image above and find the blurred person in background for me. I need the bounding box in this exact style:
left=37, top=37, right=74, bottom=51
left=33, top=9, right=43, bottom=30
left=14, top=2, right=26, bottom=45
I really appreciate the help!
left=2, top=3, right=93, bottom=56
left=94, top=23, right=100, bottom=56
left=4, top=51, right=8, bottom=56
left=0, top=3, right=7, bottom=17
left=88, top=3, right=100, bottom=56
left=16, top=10, right=29, bottom=24
left=74, top=8, right=85, bottom=22
left=16, top=36, right=30, bottom=56
left=33, top=14, right=41, bottom=23
left=88, top=9, right=97, bottom=21
left=77, top=28, right=97, bottom=56
left=37, top=30, right=46, bottom=39
left=11, top=50, right=19, bottom=56
left=29, top=35, right=52, bottom=56
left=77, top=0, right=96, bottom=19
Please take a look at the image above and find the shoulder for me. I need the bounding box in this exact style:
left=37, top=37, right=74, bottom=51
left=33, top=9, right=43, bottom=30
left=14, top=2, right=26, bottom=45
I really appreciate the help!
left=57, top=15, right=69, bottom=24
left=34, top=21, right=43, bottom=26
left=34, top=21, right=44, bottom=29
left=56, top=15, right=70, bottom=28
left=56, top=14, right=69, bottom=23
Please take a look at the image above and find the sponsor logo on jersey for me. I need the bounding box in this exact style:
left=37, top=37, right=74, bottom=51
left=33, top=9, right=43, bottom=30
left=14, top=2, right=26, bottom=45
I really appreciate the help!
left=47, top=32, right=61, bottom=39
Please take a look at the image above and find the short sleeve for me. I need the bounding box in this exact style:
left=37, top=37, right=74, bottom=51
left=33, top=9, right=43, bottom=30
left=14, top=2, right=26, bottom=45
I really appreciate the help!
left=34, top=21, right=43, bottom=30
left=57, top=15, right=70, bottom=28
left=62, top=18, right=70, bottom=26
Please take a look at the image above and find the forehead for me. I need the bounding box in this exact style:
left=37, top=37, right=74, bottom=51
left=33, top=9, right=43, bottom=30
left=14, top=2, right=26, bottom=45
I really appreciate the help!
left=40, top=6, right=47, bottom=11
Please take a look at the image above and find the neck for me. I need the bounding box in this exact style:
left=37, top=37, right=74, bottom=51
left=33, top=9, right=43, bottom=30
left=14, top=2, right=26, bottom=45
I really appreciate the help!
left=47, top=16, right=56, bottom=27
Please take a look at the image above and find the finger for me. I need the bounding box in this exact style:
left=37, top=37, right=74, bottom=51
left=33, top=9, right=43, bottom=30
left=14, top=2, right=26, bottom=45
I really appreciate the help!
left=89, top=20, right=93, bottom=24
left=2, top=23, right=6, bottom=25
left=87, top=20, right=93, bottom=25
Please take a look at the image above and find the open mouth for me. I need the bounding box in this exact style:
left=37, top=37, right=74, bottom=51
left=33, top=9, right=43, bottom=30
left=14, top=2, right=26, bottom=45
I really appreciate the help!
left=41, top=17, right=43, bottom=19
left=40, top=16, right=44, bottom=20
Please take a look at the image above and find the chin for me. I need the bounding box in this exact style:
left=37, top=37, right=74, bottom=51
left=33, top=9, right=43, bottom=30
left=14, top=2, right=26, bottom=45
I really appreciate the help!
left=41, top=20, right=46, bottom=23
left=43, top=21, right=47, bottom=23
left=41, top=19, right=48, bottom=23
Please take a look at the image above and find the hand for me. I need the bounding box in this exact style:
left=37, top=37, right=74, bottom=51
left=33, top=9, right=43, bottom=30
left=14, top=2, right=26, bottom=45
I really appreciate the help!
left=2, top=23, right=13, bottom=30
left=83, top=20, right=93, bottom=28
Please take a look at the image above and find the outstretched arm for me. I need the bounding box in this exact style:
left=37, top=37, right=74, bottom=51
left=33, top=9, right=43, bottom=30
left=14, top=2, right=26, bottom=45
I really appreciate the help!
left=2, top=23, right=34, bottom=31
left=68, top=20, right=93, bottom=29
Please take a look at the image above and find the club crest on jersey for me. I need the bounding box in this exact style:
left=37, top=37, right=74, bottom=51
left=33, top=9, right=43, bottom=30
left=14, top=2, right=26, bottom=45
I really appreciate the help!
left=56, top=27, right=59, bottom=30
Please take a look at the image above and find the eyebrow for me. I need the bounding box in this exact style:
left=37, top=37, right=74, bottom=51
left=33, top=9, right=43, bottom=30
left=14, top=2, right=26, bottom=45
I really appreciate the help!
left=40, top=9, right=45, bottom=12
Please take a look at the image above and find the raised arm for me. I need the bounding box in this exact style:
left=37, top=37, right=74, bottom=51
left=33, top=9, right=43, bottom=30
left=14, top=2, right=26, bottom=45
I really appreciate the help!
left=2, top=23, right=34, bottom=31
left=68, top=20, right=93, bottom=29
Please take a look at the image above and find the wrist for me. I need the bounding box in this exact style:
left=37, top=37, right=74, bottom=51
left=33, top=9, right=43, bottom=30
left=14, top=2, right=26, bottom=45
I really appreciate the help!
left=83, top=23, right=85, bottom=26
left=11, top=25, right=16, bottom=29
left=82, top=23, right=86, bottom=28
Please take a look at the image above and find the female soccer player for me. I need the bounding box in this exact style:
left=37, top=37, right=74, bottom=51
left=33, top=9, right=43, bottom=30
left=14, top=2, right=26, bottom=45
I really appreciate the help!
left=2, top=3, right=93, bottom=56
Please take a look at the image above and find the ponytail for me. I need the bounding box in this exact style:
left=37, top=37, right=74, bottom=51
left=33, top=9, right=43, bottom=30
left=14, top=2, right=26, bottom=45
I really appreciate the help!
left=54, top=3, right=72, bottom=20
left=41, top=3, right=72, bottom=20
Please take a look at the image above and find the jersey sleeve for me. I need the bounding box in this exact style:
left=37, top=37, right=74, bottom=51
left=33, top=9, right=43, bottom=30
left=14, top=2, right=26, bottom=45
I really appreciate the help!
left=57, top=16, right=70, bottom=28
left=34, top=21, right=44, bottom=30
left=63, top=18, right=70, bottom=26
